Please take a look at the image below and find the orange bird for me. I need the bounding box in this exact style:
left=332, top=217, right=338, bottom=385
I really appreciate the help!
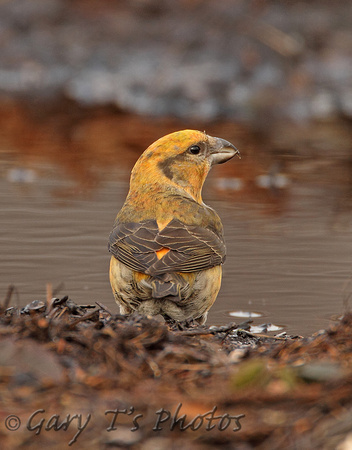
left=108, top=130, right=240, bottom=324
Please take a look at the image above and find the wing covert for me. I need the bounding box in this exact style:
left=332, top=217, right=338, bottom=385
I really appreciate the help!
left=108, top=219, right=226, bottom=276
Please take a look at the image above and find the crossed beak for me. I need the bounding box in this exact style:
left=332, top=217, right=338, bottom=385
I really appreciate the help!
left=210, top=137, right=241, bottom=166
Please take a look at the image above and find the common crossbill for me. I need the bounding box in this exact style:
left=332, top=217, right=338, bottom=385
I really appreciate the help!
left=108, top=130, right=240, bottom=324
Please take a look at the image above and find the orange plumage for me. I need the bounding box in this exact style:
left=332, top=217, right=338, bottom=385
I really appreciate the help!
left=108, top=130, right=240, bottom=324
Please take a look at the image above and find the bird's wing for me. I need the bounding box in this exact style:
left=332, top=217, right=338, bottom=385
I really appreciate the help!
left=108, top=219, right=226, bottom=276
left=108, top=221, right=161, bottom=273
left=152, top=219, right=225, bottom=275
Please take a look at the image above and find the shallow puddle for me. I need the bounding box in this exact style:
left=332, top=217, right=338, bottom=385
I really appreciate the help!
left=0, top=103, right=351, bottom=336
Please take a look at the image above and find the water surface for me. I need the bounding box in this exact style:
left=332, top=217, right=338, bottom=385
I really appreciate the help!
left=1, top=107, right=351, bottom=336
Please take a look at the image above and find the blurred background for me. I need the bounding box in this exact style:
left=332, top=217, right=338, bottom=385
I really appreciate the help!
left=0, top=0, right=351, bottom=335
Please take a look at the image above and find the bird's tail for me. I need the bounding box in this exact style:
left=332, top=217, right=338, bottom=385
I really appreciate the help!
left=151, top=273, right=185, bottom=302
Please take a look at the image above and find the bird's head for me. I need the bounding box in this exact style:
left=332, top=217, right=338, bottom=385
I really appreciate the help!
left=129, top=130, right=240, bottom=203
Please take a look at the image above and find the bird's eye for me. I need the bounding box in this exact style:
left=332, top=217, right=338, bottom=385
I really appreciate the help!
left=189, top=145, right=201, bottom=155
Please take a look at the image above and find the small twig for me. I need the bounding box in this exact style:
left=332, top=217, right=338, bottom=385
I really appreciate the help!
left=68, top=309, right=99, bottom=329
left=56, top=306, right=68, bottom=320
left=221, top=329, right=235, bottom=344
left=47, top=306, right=60, bottom=319
left=47, top=296, right=59, bottom=314
left=46, top=283, right=53, bottom=306
left=95, top=302, right=113, bottom=316
left=3, top=284, right=15, bottom=309
left=253, top=333, right=296, bottom=341
left=52, top=282, right=65, bottom=297
left=174, top=329, right=214, bottom=337
left=233, top=328, right=291, bottom=341
left=175, top=322, right=241, bottom=337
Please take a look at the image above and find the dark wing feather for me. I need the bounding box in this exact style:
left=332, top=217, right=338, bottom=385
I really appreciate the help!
left=108, top=219, right=226, bottom=276
left=151, top=219, right=225, bottom=275
left=108, top=221, right=161, bottom=272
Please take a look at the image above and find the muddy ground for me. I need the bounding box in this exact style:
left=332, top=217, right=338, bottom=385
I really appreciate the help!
left=1, top=292, right=352, bottom=450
